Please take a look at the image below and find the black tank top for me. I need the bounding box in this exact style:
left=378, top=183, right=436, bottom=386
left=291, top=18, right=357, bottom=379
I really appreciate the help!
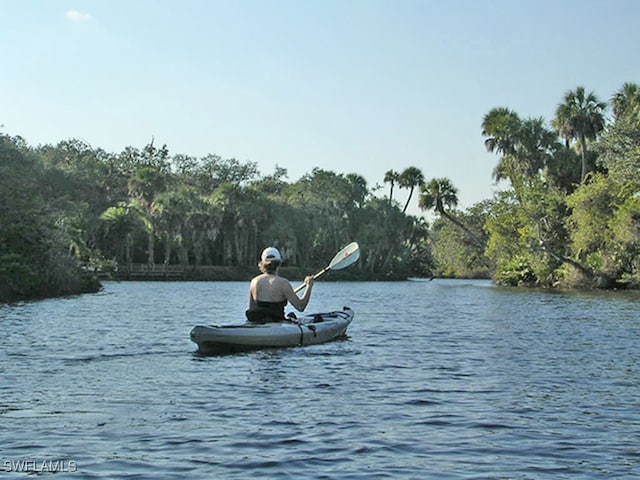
left=246, top=300, right=287, bottom=323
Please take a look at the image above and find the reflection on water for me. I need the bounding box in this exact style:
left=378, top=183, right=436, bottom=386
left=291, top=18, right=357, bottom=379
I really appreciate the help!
left=1, top=280, right=639, bottom=478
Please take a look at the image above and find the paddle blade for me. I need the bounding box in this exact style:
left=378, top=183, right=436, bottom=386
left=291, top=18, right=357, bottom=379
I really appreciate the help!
left=293, top=242, right=360, bottom=293
left=328, top=242, right=360, bottom=271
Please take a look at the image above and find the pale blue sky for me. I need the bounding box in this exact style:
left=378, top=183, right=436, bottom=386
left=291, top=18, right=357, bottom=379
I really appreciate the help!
left=2, top=0, right=639, bottom=216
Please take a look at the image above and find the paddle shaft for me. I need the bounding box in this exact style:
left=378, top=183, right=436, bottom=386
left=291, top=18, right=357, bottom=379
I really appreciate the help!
left=294, top=266, right=329, bottom=293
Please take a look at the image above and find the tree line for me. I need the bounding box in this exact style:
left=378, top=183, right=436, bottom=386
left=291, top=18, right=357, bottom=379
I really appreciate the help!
left=0, top=136, right=434, bottom=301
left=479, top=83, right=640, bottom=288
left=1, top=81, right=639, bottom=301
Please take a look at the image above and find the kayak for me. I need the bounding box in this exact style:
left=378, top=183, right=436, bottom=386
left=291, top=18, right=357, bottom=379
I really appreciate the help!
left=190, top=307, right=354, bottom=354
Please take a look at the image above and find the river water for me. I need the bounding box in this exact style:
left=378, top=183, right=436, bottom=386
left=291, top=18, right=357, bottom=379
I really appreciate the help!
left=1, top=279, right=639, bottom=479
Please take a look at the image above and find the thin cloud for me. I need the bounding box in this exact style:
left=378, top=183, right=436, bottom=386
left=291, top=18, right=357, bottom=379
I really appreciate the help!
left=65, top=9, right=92, bottom=22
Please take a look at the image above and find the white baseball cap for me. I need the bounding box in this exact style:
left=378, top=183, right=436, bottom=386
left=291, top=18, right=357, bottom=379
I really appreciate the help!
left=261, top=247, right=282, bottom=262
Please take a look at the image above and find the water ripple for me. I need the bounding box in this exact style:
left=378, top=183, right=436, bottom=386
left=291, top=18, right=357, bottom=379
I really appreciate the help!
left=1, top=280, right=639, bottom=478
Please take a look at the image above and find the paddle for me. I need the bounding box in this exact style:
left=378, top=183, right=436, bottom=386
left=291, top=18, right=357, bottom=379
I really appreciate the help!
left=294, top=242, right=360, bottom=293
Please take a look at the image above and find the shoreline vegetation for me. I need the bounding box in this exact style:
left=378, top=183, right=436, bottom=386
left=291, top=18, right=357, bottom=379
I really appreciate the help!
left=2, top=82, right=639, bottom=303
left=104, top=265, right=412, bottom=283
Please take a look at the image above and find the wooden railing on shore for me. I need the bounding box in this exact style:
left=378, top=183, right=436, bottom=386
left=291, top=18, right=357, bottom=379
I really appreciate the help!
left=115, top=264, right=189, bottom=280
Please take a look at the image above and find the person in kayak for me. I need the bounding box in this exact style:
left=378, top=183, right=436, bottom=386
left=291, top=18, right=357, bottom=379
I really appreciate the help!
left=246, top=247, right=314, bottom=323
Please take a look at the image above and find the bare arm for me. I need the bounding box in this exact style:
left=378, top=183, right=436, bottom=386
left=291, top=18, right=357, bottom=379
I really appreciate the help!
left=281, top=276, right=314, bottom=311
left=248, top=278, right=258, bottom=310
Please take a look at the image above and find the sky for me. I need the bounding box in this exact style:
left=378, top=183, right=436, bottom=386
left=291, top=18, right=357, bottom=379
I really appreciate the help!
left=2, top=0, right=639, bottom=217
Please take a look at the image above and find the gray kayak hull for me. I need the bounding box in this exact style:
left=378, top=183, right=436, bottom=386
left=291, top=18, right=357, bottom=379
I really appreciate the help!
left=190, top=307, right=353, bottom=354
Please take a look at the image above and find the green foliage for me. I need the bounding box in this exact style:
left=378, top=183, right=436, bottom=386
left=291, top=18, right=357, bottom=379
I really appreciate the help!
left=5, top=80, right=640, bottom=300
left=563, top=103, right=640, bottom=286
left=496, top=255, right=537, bottom=286
left=94, top=157, right=430, bottom=279
left=566, top=174, right=616, bottom=256
left=419, top=178, right=458, bottom=213
left=553, top=86, right=607, bottom=182
left=596, top=114, right=640, bottom=182
left=0, top=135, right=101, bottom=301
left=567, top=176, right=640, bottom=285
left=484, top=192, right=529, bottom=273
left=417, top=176, right=491, bottom=278
left=611, top=82, right=640, bottom=122
left=610, top=195, right=640, bottom=287
left=483, top=184, right=567, bottom=288
left=398, top=166, right=425, bottom=213
left=357, top=198, right=417, bottom=275
left=431, top=217, right=485, bottom=278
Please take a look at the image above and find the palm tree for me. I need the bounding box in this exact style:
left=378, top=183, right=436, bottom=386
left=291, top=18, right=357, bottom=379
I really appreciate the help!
left=127, top=166, right=168, bottom=265
left=553, top=86, right=607, bottom=183
left=418, top=178, right=484, bottom=249
left=513, top=117, right=558, bottom=180
left=383, top=169, right=400, bottom=206
left=398, top=166, right=425, bottom=213
left=481, top=107, right=522, bottom=184
left=611, top=82, right=640, bottom=121
left=346, top=173, right=368, bottom=209
left=481, top=107, right=521, bottom=157
left=100, top=202, right=141, bottom=266
left=153, top=187, right=197, bottom=267
left=187, top=197, right=222, bottom=267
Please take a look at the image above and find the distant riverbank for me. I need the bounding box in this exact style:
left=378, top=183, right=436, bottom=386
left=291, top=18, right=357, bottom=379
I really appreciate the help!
left=104, top=264, right=410, bottom=282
